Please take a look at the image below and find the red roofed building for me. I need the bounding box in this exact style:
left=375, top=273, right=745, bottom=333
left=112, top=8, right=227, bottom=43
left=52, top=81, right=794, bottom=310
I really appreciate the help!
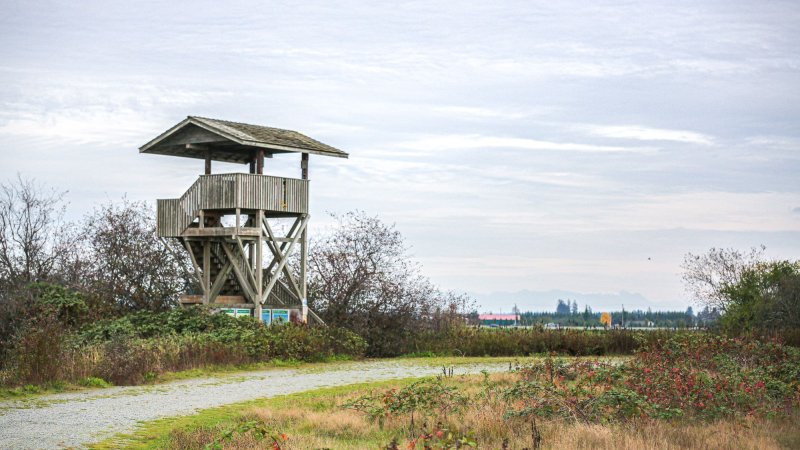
left=479, top=313, right=519, bottom=327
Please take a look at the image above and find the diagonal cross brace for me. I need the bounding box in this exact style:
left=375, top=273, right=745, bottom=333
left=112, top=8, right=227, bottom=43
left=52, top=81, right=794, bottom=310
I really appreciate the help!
left=261, top=215, right=308, bottom=304
left=262, top=217, right=304, bottom=300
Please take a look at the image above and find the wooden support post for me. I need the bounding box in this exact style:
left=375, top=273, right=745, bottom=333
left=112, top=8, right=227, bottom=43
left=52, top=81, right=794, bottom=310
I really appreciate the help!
left=249, top=159, right=255, bottom=174
left=205, top=151, right=211, bottom=175
left=301, top=223, right=308, bottom=324
left=203, top=241, right=211, bottom=304
left=300, top=154, right=309, bottom=323
left=235, top=208, right=240, bottom=229
left=255, top=210, right=263, bottom=321
left=256, top=149, right=264, bottom=174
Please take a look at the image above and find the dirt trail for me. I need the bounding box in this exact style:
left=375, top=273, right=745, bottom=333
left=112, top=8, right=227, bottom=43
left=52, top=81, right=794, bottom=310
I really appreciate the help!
left=0, top=360, right=511, bottom=449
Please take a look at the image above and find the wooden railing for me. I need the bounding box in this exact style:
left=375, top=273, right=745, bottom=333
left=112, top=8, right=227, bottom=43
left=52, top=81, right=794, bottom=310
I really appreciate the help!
left=157, top=174, right=309, bottom=237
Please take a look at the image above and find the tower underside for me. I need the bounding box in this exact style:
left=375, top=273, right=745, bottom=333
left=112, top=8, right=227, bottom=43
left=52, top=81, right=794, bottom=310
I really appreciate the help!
left=157, top=173, right=320, bottom=324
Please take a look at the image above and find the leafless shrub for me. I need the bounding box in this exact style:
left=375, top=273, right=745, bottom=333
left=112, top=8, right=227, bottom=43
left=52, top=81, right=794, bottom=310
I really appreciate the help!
left=681, top=245, right=765, bottom=312
left=0, top=174, right=80, bottom=293
left=308, top=211, right=473, bottom=356
left=81, top=199, right=194, bottom=312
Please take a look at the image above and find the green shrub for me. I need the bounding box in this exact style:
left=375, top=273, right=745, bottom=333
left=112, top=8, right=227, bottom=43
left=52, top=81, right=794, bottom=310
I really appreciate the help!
left=2, top=308, right=366, bottom=387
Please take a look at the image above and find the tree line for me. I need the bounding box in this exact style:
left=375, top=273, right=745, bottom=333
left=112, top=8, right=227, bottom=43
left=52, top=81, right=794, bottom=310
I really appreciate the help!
left=516, top=305, right=699, bottom=328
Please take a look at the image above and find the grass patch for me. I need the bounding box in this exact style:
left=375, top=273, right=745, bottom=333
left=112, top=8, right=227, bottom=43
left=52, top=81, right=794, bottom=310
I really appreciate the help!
left=89, top=378, right=422, bottom=450
left=0, top=378, right=113, bottom=401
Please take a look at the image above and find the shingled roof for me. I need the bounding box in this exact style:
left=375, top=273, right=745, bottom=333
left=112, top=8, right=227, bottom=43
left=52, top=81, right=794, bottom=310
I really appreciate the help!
left=139, top=116, right=348, bottom=163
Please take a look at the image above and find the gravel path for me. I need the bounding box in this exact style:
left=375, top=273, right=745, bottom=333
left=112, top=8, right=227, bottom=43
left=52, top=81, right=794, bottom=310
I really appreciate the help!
left=0, top=360, right=512, bottom=449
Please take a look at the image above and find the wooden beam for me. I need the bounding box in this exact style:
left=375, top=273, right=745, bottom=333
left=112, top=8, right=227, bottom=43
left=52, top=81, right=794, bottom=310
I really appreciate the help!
left=209, top=303, right=255, bottom=309
left=208, top=260, right=233, bottom=303
left=235, top=236, right=259, bottom=296
left=220, top=243, right=256, bottom=303
left=182, top=227, right=261, bottom=237
left=256, top=149, right=264, bottom=174
left=255, top=210, right=263, bottom=321
left=307, top=308, right=325, bottom=325
left=180, top=238, right=206, bottom=293
left=301, top=152, right=309, bottom=180
left=203, top=241, right=211, bottom=304
left=204, top=150, right=211, bottom=174
left=300, top=224, right=308, bottom=323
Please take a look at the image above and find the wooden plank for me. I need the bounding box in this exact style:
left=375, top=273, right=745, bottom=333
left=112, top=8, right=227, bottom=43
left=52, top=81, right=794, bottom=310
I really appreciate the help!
left=179, top=294, right=203, bottom=304
left=182, top=227, right=261, bottom=237
left=214, top=295, right=247, bottom=305
left=209, top=303, right=254, bottom=309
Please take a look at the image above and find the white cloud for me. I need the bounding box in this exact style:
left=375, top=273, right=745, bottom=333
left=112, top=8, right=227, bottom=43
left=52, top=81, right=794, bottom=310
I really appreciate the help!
left=430, top=105, right=528, bottom=120
left=587, top=125, right=715, bottom=145
left=396, top=134, right=654, bottom=153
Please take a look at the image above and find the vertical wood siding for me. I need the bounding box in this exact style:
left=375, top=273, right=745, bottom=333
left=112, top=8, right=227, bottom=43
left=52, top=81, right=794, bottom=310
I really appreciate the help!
left=157, top=174, right=309, bottom=236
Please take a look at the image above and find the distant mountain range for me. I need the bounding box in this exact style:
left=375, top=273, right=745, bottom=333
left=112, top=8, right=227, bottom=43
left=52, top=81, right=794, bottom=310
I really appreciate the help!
left=469, top=289, right=688, bottom=313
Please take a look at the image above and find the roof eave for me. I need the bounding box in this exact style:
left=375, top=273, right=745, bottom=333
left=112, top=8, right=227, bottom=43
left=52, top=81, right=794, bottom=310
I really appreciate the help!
left=245, top=140, right=349, bottom=158
left=139, top=116, right=194, bottom=153
left=140, top=116, right=349, bottom=159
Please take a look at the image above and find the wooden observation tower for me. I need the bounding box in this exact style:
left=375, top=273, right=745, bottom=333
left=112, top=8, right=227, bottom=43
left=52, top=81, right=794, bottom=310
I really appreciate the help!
left=140, top=116, right=348, bottom=324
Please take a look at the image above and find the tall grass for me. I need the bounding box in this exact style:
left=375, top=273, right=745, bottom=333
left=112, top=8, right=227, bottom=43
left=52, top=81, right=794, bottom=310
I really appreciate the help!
left=2, top=312, right=367, bottom=386
left=408, top=327, right=675, bottom=356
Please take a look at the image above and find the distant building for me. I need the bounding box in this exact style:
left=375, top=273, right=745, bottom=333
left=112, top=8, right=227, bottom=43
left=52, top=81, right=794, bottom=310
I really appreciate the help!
left=479, top=313, right=519, bottom=327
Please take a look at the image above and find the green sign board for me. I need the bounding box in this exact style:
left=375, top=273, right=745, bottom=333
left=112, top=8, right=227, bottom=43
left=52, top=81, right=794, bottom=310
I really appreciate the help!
left=272, top=309, right=289, bottom=324
left=221, top=308, right=251, bottom=318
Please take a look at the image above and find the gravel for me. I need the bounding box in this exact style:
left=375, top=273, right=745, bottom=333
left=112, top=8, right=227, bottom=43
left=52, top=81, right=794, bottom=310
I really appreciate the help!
left=0, top=360, right=512, bottom=449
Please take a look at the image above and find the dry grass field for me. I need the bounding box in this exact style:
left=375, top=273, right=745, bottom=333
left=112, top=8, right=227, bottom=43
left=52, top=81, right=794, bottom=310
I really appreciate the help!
left=162, top=373, right=800, bottom=450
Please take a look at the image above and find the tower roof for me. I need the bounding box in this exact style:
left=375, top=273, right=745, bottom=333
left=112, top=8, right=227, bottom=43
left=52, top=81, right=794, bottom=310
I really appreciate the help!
left=140, top=116, right=348, bottom=163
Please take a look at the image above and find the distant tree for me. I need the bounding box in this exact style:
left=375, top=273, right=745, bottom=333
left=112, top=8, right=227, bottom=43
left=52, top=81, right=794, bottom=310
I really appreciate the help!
left=570, top=300, right=578, bottom=315
left=582, top=306, right=591, bottom=326
left=697, top=305, right=721, bottom=326
left=600, top=312, right=612, bottom=328
left=556, top=299, right=571, bottom=315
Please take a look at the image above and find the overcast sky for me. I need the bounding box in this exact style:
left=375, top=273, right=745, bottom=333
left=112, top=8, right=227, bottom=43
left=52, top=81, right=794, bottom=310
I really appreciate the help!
left=1, top=0, right=798, bottom=311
